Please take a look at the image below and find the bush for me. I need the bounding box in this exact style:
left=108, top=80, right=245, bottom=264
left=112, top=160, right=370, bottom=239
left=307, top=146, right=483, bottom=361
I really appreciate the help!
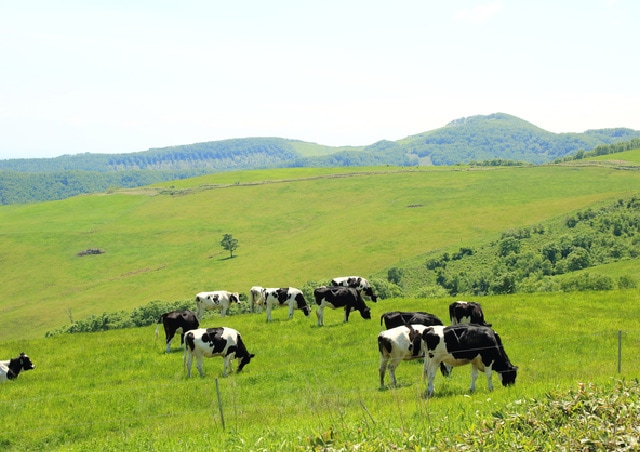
left=413, top=285, right=450, bottom=298
left=457, top=380, right=640, bottom=450
left=369, top=278, right=404, bottom=299
left=45, top=299, right=194, bottom=337
left=560, top=273, right=614, bottom=292
left=618, top=275, right=638, bottom=289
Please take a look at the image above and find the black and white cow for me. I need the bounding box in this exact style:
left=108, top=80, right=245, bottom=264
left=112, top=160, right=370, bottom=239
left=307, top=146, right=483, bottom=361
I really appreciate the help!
left=449, top=301, right=491, bottom=327
left=378, top=324, right=430, bottom=387
left=263, top=287, right=311, bottom=322
left=195, top=290, right=240, bottom=319
left=183, top=327, right=255, bottom=378
left=0, top=353, right=35, bottom=382
left=378, top=324, right=451, bottom=387
left=314, top=286, right=371, bottom=326
left=381, top=311, right=444, bottom=330
left=331, top=276, right=378, bottom=302
left=155, top=310, right=199, bottom=353
left=421, top=324, right=517, bottom=396
left=249, top=286, right=266, bottom=312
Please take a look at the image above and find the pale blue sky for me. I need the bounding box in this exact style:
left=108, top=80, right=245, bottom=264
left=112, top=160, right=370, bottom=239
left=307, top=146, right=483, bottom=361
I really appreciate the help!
left=1, top=0, right=638, bottom=159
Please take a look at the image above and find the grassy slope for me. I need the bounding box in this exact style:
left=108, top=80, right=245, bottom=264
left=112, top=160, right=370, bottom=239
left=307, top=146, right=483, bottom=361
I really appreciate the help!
left=1, top=164, right=640, bottom=341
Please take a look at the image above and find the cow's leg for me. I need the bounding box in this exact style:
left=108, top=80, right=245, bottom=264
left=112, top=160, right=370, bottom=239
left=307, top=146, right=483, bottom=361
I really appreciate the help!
left=288, top=303, right=294, bottom=319
left=266, top=304, right=273, bottom=322
left=440, top=362, right=452, bottom=377
left=185, top=352, right=193, bottom=378
left=469, top=365, right=479, bottom=392
left=484, top=367, right=494, bottom=392
left=388, top=357, right=402, bottom=387
left=316, top=306, right=324, bottom=326
left=196, top=356, right=205, bottom=377
left=423, top=358, right=439, bottom=397
left=343, top=306, right=350, bottom=322
left=379, top=356, right=389, bottom=387
left=222, top=356, right=232, bottom=377
left=221, top=306, right=227, bottom=317
left=165, top=330, right=174, bottom=353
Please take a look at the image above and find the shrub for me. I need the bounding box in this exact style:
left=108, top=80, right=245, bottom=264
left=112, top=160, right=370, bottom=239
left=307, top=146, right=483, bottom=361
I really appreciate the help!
left=45, top=299, right=194, bottom=337
left=456, top=380, right=640, bottom=450
left=618, top=275, right=638, bottom=289
left=413, top=285, right=450, bottom=298
left=369, top=278, right=404, bottom=299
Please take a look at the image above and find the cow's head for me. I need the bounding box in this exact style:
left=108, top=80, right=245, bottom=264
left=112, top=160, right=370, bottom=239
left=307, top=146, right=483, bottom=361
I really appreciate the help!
left=360, top=306, right=372, bottom=320
left=18, top=353, right=35, bottom=372
left=362, top=286, right=377, bottom=302
left=237, top=353, right=255, bottom=372
left=497, top=366, right=518, bottom=386
left=230, top=292, right=240, bottom=303
left=294, top=292, right=311, bottom=316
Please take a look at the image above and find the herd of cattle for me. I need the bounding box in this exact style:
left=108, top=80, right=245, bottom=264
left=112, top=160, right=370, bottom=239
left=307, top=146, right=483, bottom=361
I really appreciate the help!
left=2, top=275, right=518, bottom=396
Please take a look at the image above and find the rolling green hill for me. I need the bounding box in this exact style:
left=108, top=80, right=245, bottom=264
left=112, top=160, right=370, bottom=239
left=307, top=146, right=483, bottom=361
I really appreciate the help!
left=2, top=163, right=640, bottom=341
left=2, top=113, right=639, bottom=205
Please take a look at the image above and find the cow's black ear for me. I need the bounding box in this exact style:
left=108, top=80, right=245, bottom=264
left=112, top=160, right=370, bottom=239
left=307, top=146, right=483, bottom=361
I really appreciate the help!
left=250, top=354, right=256, bottom=358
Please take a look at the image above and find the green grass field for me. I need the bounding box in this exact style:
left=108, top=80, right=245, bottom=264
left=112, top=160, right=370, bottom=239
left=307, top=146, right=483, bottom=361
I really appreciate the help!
left=1, top=290, right=639, bottom=450
left=2, top=158, right=640, bottom=449
left=2, top=163, right=640, bottom=341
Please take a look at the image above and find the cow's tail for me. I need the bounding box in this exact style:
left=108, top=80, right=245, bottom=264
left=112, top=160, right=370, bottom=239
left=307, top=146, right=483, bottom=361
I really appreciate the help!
left=183, top=331, right=195, bottom=369
left=449, top=305, right=457, bottom=325
left=493, top=330, right=504, bottom=348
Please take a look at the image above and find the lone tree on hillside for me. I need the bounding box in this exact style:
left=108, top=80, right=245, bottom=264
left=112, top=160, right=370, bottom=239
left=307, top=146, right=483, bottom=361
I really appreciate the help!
left=221, top=234, right=239, bottom=258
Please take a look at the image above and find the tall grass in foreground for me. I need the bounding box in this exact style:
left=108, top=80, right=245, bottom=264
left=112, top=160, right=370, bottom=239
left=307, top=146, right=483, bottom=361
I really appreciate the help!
left=1, top=290, right=639, bottom=450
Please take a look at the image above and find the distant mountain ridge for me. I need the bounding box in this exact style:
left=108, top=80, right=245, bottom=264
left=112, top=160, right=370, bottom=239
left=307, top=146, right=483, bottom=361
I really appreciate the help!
left=1, top=113, right=639, bottom=205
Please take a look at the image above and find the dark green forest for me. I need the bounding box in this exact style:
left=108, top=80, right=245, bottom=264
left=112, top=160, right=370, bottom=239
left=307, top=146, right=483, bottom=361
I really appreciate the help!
left=2, top=113, right=639, bottom=205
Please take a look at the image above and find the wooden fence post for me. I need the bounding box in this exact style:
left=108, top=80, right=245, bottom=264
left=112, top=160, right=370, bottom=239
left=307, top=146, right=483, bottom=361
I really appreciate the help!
left=215, top=378, right=226, bottom=431
left=617, top=330, right=622, bottom=373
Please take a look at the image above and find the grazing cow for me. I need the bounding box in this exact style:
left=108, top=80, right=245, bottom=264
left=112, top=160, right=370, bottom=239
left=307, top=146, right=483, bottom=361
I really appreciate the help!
left=331, top=276, right=378, bottom=302
left=263, top=287, right=311, bottom=322
left=0, top=353, right=35, bottom=382
left=421, top=324, right=517, bottom=396
left=378, top=325, right=451, bottom=387
left=314, top=286, right=371, bottom=326
left=249, top=286, right=266, bottom=312
left=381, top=311, right=444, bottom=330
left=195, top=290, right=240, bottom=319
left=378, top=324, right=430, bottom=387
left=449, top=301, right=491, bottom=327
left=183, top=327, right=255, bottom=378
left=155, top=310, right=199, bottom=353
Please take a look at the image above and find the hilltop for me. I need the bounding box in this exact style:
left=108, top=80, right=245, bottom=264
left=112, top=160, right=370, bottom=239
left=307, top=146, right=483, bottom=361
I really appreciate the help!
left=1, top=113, right=639, bottom=204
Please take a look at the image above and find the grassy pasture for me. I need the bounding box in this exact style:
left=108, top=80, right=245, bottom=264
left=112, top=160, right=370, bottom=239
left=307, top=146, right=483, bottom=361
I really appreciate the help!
left=1, top=289, right=639, bottom=450
left=2, top=164, right=640, bottom=341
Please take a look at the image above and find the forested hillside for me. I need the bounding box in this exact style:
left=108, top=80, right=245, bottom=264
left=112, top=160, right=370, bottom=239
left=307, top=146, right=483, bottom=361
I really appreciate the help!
left=2, top=113, right=639, bottom=204
left=399, top=113, right=640, bottom=165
